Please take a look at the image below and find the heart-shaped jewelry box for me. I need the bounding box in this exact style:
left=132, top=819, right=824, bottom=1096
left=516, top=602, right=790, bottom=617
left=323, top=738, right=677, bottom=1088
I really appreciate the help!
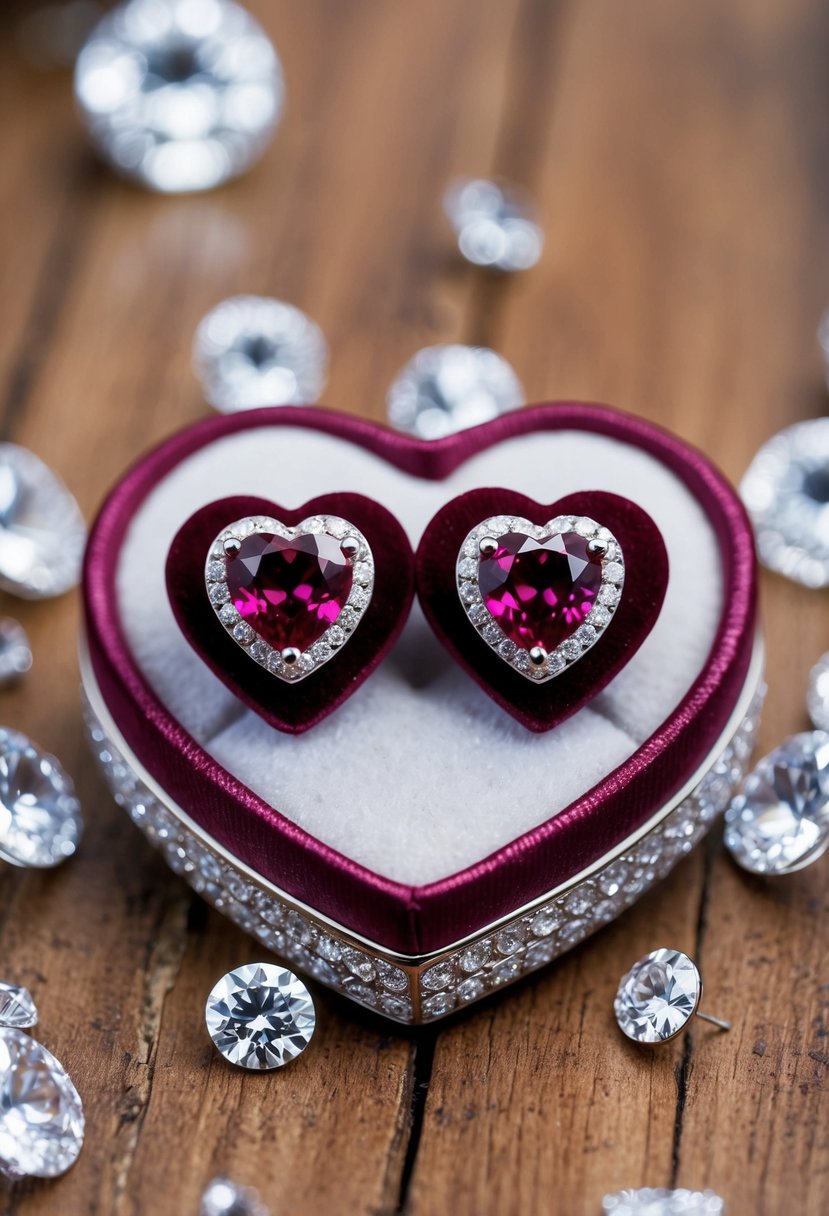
left=81, top=402, right=763, bottom=1024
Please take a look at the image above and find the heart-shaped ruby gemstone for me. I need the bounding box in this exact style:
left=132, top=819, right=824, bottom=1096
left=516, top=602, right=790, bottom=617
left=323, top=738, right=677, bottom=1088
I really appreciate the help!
left=478, top=531, right=603, bottom=652
left=227, top=532, right=354, bottom=652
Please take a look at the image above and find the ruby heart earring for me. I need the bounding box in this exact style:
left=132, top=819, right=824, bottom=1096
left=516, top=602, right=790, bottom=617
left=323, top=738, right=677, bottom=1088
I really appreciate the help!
left=206, top=513, right=373, bottom=683
left=456, top=512, right=624, bottom=681
left=167, top=493, right=415, bottom=735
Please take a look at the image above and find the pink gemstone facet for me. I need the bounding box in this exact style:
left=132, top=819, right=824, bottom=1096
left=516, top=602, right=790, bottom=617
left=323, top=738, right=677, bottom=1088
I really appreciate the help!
left=478, top=531, right=602, bottom=651
left=226, top=532, right=353, bottom=651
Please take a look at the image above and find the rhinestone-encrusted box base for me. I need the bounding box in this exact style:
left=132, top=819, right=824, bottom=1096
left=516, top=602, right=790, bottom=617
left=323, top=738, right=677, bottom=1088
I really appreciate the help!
left=81, top=638, right=764, bottom=1025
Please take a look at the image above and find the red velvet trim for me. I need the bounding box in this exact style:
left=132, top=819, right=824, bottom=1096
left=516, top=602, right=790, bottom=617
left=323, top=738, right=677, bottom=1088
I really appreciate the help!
left=83, top=402, right=757, bottom=955
left=167, top=494, right=414, bottom=734
left=417, top=489, right=668, bottom=732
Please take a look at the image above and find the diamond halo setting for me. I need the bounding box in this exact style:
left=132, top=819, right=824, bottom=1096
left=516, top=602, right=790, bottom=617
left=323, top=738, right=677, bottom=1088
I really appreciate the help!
left=205, top=963, right=316, bottom=1071
left=457, top=513, right=624, bottom=681
left=206, top=514, right=374, bottom=683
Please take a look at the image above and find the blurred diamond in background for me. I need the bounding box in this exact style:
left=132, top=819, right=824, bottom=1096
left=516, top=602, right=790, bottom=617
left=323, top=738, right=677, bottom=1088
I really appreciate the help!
left=387, top=344, right=524, bottom=439
left=74, top=0, right=284, bottom=192
left=444, top=178, right=543, bottom=272
left=194, top=296, right=328, bottom=410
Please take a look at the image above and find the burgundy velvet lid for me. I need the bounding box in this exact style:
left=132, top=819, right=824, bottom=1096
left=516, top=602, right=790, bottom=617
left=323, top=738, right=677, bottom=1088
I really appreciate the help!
left=83, top=402, right=757, bottom=956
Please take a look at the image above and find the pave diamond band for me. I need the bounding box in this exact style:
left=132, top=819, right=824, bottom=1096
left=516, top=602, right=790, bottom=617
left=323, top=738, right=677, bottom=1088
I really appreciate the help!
left=82, top=645, right=763, bottom=1025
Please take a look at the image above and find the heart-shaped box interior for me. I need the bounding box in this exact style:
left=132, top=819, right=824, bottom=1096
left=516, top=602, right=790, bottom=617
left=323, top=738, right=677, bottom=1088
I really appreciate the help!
left=81, top=402, right=763, bottom=1024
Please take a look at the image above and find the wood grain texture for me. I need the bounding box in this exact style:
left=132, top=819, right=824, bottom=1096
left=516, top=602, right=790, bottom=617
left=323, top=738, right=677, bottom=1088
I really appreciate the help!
left=1, top=2, right=828, bottom=1213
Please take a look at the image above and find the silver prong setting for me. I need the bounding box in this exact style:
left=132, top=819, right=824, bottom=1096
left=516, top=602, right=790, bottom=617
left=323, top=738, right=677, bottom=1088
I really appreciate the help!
left=479, top=536, right=498, bottom=557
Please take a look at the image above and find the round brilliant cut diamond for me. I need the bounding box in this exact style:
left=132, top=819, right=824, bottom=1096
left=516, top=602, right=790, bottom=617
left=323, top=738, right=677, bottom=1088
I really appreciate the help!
left=724, top=731, right=829, bottom=874
left=614, top=948, right=701, bottom=1044
left=0, top=983, right=37, bottom=1030
left=205, top=963, right=315, bottom=1070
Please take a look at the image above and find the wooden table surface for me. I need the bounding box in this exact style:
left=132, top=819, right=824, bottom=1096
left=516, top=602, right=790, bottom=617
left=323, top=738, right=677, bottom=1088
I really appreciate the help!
left=2, top=2, right=829, bottom=1213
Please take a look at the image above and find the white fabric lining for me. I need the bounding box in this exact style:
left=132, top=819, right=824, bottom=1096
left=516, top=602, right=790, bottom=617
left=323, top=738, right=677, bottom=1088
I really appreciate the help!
left=115, top=424, right=722, bottom=886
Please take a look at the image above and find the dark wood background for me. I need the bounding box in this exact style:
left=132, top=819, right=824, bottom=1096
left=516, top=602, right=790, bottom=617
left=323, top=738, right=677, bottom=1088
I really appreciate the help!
left=2, top=2, right=829, bottom=1213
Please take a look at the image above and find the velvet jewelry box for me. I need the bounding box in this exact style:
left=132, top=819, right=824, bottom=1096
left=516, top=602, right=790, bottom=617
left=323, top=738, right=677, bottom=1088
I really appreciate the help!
left=81, top=402, right=763, bottom=1025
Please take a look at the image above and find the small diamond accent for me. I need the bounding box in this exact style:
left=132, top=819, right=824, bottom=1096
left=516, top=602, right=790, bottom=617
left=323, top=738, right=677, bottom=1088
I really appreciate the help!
left=614, top=948, right=701, bottom=1044
left=0, top=729, right=82, bottom=868
left=0, top=982, right=37, bottom=1030
left=205, top=963, right=315, bottom=1070
left=0, top=1028, right=84, bottom=1179
left=387, top=344, right=524, bottom=440
left=724, top=731, right=829, bottom=874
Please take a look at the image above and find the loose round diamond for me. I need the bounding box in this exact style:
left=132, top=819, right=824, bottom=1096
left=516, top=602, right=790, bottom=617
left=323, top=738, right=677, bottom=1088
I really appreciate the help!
left=0, top=1028, right=84, bottom=1179
left=0, top=982, right=37, bottom=1030
left=194, top=296, right=327, bottom=409
left=724, top=732, right=829, bottom=874
left=0, top=446, right=86, bottom=599
left=0, top=620, right=32, bottom=687
left=741, top=417, right=829, bottom=587
left=0, top=730, right=82, bottom=869
left=614, top=948, right=701, bottom=1044
left=200, top=1175, right=269, bottom=1216
left=74, top=0, right=284, bottom=193
left=808, top=652, right=829, bottom=732
left=602, top=1187, right=725, bottom=1215
left=205, top=963, right=315, bottom=1071
left=387, top=344, right=524, bottom=439
left=444, top=178, right=543, bottom=272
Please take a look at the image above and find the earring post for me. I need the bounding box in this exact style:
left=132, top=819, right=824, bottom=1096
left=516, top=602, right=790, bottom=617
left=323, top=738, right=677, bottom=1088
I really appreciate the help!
left=696, top=1010, right=731, bottom=1031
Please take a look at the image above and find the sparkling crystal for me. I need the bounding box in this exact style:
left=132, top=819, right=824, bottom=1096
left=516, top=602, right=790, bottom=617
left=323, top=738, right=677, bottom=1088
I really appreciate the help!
left=529, top=907, right=560, bottom=937
left=524, top=940, right=556, bottom=969
left=205, top=963, right=315, bottom=1070
left=602, top=1186, right=725, bottom=1215
left=0, top=1027, right=84, bottom=1179
left=0, top=620, right=32, bottom=688
left=741, top=417, right=829, bottom=587
left=74, top=0, right=284, bottom=193
left=459, top=942, right=491, bottom=973
left=421, top=960, right=455, bottom=991
left=341, top=948, right=375, bottom=984
left=0, top=730, right=82, bottom=869
left=200, top=1175, right=270, bottom=1216
left=724, top=732, right=829, bottom=875
left=494, top=925, right=525, bottom=956
left=478, top=530, right=603, bottom=651
left=444, top=178, right=543, bottom=272
left=422, top=991, right=455, bottom=1018
left=387, top=344, right=523, bottom=439
left=808, top=652, right=829, bottom=732
left=194, top=296, right=327, bottom=410
left=376, top=961, right=408, bottom=993
left=458, top=976, right=485, bottom=1003
left=0, top=983, right=37, bottom=1030
left=0, top=446, right=86, bottom=599
left=226, top=531, right=354, bottom=652
left=615, top=948, right=701, bottom=1044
